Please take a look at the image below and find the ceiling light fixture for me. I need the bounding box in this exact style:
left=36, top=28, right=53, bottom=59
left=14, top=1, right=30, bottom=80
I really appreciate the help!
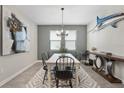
left=56, top=8, right=68, bottom=36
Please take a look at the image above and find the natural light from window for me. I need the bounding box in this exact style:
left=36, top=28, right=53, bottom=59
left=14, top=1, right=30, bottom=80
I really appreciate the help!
left=50, top=30, right=76, bottom=50
left=65, top=30, right=76, bottom=50
left=50, top=31, right=61, bottom=50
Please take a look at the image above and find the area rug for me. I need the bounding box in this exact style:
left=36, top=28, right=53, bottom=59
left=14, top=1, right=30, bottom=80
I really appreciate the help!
left=26, top=66, right=100, bottom=88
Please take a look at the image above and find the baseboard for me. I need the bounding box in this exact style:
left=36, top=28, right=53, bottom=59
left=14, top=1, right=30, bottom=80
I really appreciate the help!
left=0, top=61, right=38, bottom=87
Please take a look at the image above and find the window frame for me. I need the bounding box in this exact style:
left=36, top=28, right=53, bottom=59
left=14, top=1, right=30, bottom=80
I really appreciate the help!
left=50, top=40, right=61, bottom=50
left=49, top=30, right=77, bottom=51
left=65, top=30, right=77, bottom=50
left=49, top=30, right=61, bottom=50
left=65, top=40, right=76, bottom=50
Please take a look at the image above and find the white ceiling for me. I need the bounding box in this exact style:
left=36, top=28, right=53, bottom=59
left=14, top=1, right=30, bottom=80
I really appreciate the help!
left=13, top=5, right=124, bottom=25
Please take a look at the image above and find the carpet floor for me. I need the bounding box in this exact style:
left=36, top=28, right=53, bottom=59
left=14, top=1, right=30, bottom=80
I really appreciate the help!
left=26, top=66, right=100, bottom=88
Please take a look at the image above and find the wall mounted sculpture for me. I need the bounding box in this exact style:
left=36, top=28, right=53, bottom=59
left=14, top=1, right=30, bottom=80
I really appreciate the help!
left=1, top=6, right=30, bottom=56
left=89, top=12, right=124, bottom=33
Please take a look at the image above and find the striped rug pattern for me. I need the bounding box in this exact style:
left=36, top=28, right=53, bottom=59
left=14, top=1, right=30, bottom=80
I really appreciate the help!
left=26, top=66, right=100, bottom=88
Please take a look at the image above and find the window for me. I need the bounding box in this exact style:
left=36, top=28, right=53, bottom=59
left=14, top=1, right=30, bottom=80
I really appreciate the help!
left=50, top=30, right=76, bottom=50
left=65, top=30, right=76, bottom=50
left=50, top=31, right=61, bottom=50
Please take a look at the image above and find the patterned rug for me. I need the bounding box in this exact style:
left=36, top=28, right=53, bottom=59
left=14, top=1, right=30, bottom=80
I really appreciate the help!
left=26, top=66, right=100, bottom=88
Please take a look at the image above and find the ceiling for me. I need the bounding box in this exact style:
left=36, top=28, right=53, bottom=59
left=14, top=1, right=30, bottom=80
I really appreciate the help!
left=13, top=5, right=124, bottom=25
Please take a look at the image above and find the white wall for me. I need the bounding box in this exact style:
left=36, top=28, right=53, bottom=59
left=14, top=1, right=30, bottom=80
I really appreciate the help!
left=0, top=6, right=37, bottom=84
left=87, top=6, right=124, bottom=81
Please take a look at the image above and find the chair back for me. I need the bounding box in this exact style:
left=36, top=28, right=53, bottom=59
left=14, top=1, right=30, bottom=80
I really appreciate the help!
left=41, top=53, right=47, bottom=66
left=55, top=56, right=75, bottom=80
left=47, top=51, right=53, bottom=58
left=56, top=56, right=74, bottom=71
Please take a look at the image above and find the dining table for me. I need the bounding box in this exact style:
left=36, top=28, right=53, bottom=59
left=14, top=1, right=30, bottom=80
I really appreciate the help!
left=46, top=53, right=80, bottom=87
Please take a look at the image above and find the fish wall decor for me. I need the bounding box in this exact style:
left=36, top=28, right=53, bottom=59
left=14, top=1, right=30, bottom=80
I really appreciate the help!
left=89, top=12, right=124, bottom=33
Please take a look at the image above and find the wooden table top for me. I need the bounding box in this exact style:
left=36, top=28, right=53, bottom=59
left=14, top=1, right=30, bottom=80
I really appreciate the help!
left=89, top=51, right=124, bottom=62
left=46, top=53, right=80, bottom=64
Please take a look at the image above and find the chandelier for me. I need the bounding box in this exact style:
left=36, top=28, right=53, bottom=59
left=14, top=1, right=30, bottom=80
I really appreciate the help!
left=56, top=8, right=68, bottom=36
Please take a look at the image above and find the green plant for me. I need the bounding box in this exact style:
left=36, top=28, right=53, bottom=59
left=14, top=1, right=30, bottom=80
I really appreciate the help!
left=59, top=48, right=67, bottom=53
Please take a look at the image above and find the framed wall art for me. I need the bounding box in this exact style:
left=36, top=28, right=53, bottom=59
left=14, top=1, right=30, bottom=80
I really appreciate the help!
left=1, top=6, right=30, bottom=56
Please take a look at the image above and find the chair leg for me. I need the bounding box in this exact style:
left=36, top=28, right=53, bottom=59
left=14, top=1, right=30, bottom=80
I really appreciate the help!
left=56, top=79, right=59, bottom=88
left=78, top=76, right=80, bottom=83
left=69, top=80, right=73, bottom=88
left=43, top=70, right=47, bottom=84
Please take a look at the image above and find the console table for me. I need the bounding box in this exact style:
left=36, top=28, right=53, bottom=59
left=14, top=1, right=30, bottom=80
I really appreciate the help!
left=89, top=51, right=124, bottom=83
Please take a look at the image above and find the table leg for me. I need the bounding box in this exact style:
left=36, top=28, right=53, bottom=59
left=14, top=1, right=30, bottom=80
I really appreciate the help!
left=92, top=59, right=122, bottom=83
left=105, top=61, right=121, bottom=83
left=104, top=60, right=108, bottom=75
left=94, top=56, right=104, bottom=72
left=47, top=64, right=51, bottom=88
left=107, top=61, right=113, bottom=76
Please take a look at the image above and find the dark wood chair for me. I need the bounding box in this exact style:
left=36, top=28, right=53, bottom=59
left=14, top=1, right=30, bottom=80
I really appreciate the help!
left=41, top=53, right=48, bottom=84
left=41, top=53, right=55, bottom=84
left=83, top=50, right=89, bottom=60
left=47, top=51, right=53, bottom=59
left=54, top=56, right=75, bottom=88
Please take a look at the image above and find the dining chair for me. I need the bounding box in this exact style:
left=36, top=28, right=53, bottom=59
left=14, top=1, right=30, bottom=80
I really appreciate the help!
left=41, top=53, right=48, bottom=84
left=54, top=56, right=75, bottom=88
left=47, top=51, right=53, bottom=59
left=41, top=53, right=55, bottom=84
left=82, top=50, right=93, bottom=65
left=83, top=50, right=89, bottom=60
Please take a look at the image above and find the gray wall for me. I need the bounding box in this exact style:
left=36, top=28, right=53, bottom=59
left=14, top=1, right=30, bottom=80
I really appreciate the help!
left=38, top=25, right=87, bottom=59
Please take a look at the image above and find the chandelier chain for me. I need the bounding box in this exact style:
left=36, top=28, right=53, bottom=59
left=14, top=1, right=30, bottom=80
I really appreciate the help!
left=61, top=8, right=64, bottom=30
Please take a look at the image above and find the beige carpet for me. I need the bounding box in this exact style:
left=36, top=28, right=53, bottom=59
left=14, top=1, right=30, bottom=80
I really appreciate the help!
left=26, top=66, right=100, bottom=88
